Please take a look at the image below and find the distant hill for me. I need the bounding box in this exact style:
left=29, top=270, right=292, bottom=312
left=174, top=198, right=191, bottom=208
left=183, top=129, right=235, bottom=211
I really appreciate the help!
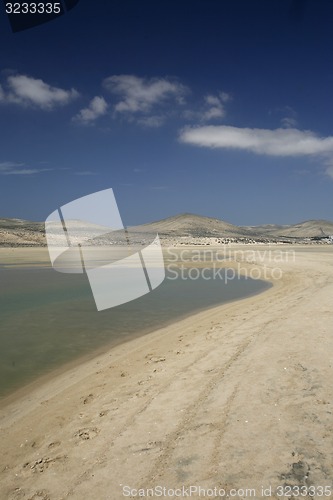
left=249, top=220, right=333, bottom=238
left=0, top=218, right=45, bottom=246
left=1, top=214, right=333, bottom=246
left=128, top=213, right=253, bottom=238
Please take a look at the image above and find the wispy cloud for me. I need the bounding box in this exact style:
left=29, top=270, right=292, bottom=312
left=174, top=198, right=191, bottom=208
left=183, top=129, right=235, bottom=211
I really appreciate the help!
left=73, top=170, right=98, bottom=176
left=73, top=96, right=108, bottom=124
left=137, top=115, right=166, bottom=128
left=0, top=161, right=24, bottom=170
left=325, top=165, right=333, bottom=180
left=103, top=74, right=188, bottom=126
left=179, top=125, right=333, bottom=179
left=219, top=91, right=232, bottom=103
left=149, top=185, right=169, bottom=190
left=202, top=93, right=230, bottom=121
left=280, top=106, right=298, bottom=128
left=183, top=91, right=232, bottom=123
left=281, top=116, right=298, bottom=128
left=0, top=161, right=53, bottom=175
left=1, top=74, right=79, bottom=109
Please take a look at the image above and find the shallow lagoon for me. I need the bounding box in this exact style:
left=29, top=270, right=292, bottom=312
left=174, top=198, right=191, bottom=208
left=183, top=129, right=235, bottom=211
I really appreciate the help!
left=0, top=259, right=271, bottom=399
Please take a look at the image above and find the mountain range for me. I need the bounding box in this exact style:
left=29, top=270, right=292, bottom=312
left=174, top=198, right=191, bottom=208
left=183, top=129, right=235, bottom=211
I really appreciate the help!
left=0, top=214, right=333, bottom=246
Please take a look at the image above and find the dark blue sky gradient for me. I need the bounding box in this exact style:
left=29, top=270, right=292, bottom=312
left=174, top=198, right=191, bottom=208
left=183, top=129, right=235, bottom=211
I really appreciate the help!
left=0, top=0, right=332, bottom=225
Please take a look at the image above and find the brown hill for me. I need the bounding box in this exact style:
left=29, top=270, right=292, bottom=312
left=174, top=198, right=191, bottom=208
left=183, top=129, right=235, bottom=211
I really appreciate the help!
left=1, top=214, right=333, bottom=246
left=128, top=213, right=252, bottom=238
left=244, top=220, right=333, bottom=238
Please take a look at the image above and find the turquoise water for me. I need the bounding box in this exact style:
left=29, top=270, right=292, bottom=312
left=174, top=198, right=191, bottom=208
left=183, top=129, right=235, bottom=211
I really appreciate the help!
left=0, top=265, right=271, bottom=400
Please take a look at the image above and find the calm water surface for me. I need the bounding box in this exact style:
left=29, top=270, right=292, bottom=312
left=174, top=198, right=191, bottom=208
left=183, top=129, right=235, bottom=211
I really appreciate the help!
left=0, top=265, right=271, bottom=399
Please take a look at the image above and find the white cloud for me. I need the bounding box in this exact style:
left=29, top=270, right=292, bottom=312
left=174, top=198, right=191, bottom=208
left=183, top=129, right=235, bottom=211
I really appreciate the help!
left=204, top=95, right=221, bottom=107
left=3, top=74, right=79, bottom=109
left=179, top=125, right=333, bottom=179
left=180, top=125, right=333, bottom=156
left=183, top=91, right=231, bottom=123
left=0, top=161, right=52, bottom=175
left=0, top=84, right=4, bottom=101
left=74, top=96, right=108, bottom=124
left=202, top=94, right=226, bottom=121
left=103, top=74, right=188, bottom=115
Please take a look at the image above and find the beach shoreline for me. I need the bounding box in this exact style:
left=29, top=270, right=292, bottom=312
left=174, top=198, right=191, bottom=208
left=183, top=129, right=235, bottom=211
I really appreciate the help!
left=0, top=245, right=271, bottom=405
left=0, top=243, right=275, bottom=413
left=0, top=245, right=332, bottom=499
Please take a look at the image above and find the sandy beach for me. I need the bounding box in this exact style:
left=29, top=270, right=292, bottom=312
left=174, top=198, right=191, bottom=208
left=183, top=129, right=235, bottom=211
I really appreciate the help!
left=0, top=245, right=332, bottom=500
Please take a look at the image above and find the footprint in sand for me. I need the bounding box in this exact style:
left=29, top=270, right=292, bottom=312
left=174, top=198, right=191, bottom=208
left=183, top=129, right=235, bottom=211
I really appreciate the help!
left=99, top=409, right=110, bottom=417
left=82, top=393, right=94, bottom=405
left=74, top=427, right=99, bottom=441
left=27, top=491, right=50, bottom=500
left=47, top=441, right=61, bottom=450
left=23, top=455, right=67, bottom=474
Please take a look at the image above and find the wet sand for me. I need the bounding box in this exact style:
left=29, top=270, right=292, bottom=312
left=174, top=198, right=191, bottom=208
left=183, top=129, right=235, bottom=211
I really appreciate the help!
left=0, top=245, right=332, bottom=500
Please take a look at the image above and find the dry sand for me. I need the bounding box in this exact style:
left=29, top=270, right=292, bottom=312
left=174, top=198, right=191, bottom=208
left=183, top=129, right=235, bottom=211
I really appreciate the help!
left=0, top=245, right=332, bottom=500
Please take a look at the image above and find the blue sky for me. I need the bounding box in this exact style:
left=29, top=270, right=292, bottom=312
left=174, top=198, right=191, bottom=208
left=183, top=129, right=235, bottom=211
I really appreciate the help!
left=0, top=0, right=332, bottom=226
